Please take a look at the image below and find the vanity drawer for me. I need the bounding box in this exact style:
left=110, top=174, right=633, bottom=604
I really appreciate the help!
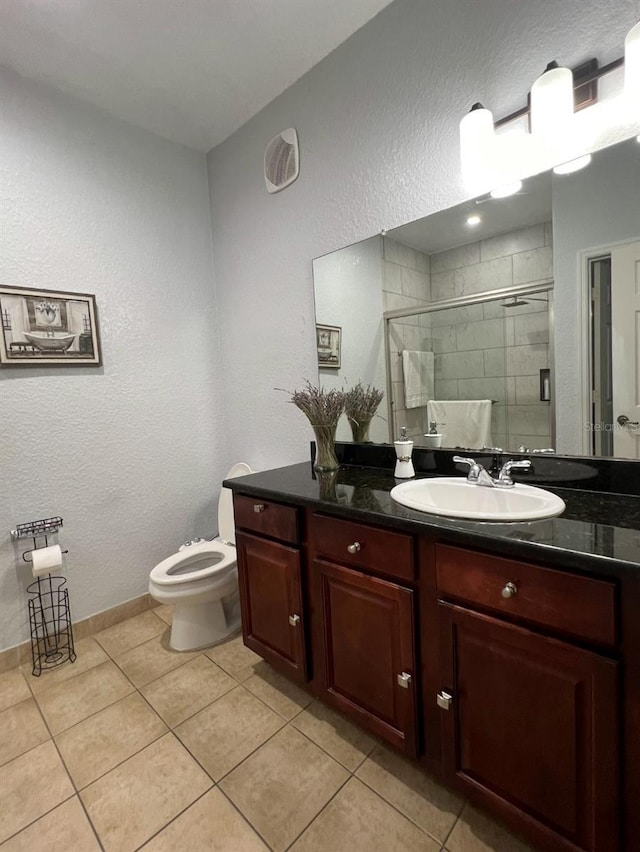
left=311, top=514, right=414, bottom=581
left=436, top=544, right=617, bottom=647
left=233, top=495, right=299, bottom=545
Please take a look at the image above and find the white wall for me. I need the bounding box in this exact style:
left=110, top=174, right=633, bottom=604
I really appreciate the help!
left=553, top=138, right=640, bottom=453
left=0, top=67, right=225, bottom=653
left=207, top=0, right=637, bottom=470
left=313, top=237, right=387, bottom=443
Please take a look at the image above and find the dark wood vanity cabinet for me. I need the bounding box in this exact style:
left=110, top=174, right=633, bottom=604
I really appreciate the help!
left=233, top=497, right=622, bottom=852
left=309, top=513, right=418, bottom=755
left=438, top=603, right=618, bottom=852
left=434, top=544, right=619, bottom=852
left=234, top=497, right=307, bottom=683
left=312, top=558, right=418, bottom=755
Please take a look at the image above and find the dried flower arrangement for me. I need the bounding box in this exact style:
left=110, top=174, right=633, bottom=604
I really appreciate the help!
left=344, top=381, right=384, bottom=442
left=278, top=380, right=346, bottom=471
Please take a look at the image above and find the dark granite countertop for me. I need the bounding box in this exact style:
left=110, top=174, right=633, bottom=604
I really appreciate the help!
left=225, top=462, right=640, bottom=579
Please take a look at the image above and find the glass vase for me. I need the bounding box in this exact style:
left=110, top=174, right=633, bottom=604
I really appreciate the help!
left=312, top=423, right=340, bottom=471
left=348, top=416, right=372, bottom=443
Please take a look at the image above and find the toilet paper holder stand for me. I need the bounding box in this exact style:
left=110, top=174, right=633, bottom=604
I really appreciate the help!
left=10, top=515, right=76, bottom=677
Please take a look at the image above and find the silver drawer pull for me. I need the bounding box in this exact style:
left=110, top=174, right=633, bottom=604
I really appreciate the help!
left=347, top=541, right=361, bottom=554
left=437, top=690, right=453, bottom=710
left=253, top=504, right=266, bottom=513
left=288, top=614, right=300, bottom=627
left=397, top=672, right=412, bottom=688
left=501, top=581, right=518, bottom=599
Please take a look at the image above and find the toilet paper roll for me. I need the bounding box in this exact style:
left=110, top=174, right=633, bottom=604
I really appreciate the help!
left=31, top=545, right=63, bottom=578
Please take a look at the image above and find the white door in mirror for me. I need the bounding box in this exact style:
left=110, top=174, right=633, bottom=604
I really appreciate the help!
left=390, top=477, right=565, bottom=521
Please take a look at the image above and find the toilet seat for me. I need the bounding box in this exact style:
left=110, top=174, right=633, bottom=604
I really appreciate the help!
left=150, top=540, right=236, bottom=586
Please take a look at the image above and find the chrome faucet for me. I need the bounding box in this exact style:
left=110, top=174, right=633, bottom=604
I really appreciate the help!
left=453, top=456, right=496, bottom=487
left=453, top=456, right=532, bottom=488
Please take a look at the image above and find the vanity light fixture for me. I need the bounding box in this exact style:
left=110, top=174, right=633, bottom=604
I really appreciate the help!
left=466, top=214, right=482, bottom=226
left=460, top=19, right=640, bottom=192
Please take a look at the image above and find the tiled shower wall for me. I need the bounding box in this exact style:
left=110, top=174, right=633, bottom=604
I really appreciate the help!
left=385, top=223, right=554, bottom=450
left=382, top=237, right=431, bottom=439
left=428, top=222, right=553, bottom=450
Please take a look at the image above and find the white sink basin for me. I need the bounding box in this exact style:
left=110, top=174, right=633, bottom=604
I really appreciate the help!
left=390, top=477, right=565, bottom=521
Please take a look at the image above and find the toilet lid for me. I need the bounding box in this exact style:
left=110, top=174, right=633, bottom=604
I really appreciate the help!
left=219, top=462, right=253, bottom=544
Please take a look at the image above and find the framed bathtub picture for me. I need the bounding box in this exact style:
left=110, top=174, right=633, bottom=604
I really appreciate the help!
left=0, top=285, right=102, bottom=367
left=316, top=323, right=341, bottom=369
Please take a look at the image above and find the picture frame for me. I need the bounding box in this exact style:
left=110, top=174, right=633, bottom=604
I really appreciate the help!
left=0, top=285, right=102, bottom=367
left=316, top=323, right=341, bottom=369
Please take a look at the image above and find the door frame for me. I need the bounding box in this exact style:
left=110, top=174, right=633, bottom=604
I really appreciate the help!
left=578, top=236, right=640, bottom=455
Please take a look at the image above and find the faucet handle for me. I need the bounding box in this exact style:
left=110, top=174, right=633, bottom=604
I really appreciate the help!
left=453, top=456, right=481, bottom=483
left=497, top=458, right=532, bottom=487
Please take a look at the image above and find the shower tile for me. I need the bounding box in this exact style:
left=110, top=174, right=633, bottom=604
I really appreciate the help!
left=506, top=404, right=551, bottom=436
left=513, top=311, right=549, bottom=345
left=455, top=256, right=512, bottom=297
left=483, top=348, right=506, bottom=378
left=431, top=242, right=480, bottom=274
left=383, top=260, right=403, bottom=294
left=430, top=270, right=459, bottom=302
left=436, top=350, right=485, bottom=381
left=515, top=375, right=544, bottom=404
left=506, top=344, right=548, bottom=377
left=512, top=246, right=553, bottom=285
left=455, top=318, right=504, bottom=352
left=480, top=224, right=545, bottom=262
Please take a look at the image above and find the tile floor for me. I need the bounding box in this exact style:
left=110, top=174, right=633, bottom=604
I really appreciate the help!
left=0, top=607, right=537, bottom=851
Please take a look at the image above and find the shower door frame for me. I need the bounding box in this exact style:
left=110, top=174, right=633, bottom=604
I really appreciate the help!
left=383, top=280, right=556, bottom=450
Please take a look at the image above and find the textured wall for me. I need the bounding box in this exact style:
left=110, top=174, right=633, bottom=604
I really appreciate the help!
left=0, top=68, right=225, bottom=652
left=207, top=0, right=637, bottom=471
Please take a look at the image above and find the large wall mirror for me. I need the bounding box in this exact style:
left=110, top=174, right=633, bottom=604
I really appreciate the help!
left=312, top=136, right=640, bottom=458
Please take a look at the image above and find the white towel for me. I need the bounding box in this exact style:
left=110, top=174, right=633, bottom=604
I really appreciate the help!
left=427, top=399, right=492, bottom=448
left=402, top=350, right=434, bottom=409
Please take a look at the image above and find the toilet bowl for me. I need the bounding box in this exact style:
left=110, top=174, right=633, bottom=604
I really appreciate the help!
left=148, top=462, right=252, bottom=651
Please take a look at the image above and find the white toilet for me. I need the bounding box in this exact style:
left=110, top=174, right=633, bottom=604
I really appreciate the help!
left=148, top=462, right=252, bottom=651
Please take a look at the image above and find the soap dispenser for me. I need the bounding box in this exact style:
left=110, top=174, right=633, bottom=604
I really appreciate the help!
left=394, top=427, right=415, bottom=478
left=424, top=420, right=443, bottom=449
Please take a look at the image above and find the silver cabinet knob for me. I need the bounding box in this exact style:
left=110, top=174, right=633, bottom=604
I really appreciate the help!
left=253, top=504, right=265, bottom=513
left=288, top=614, right=300, bottom=627
left=397, top=672, right=412, bottom=688
left=437, top=690, right=453, bottom=710
left=347, top=541, right=361, bottom=554
left=501, top=581, right=518, bottom=599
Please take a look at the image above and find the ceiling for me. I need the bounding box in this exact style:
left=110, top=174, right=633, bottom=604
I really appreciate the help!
left=0, top=0, right=394, bottom=152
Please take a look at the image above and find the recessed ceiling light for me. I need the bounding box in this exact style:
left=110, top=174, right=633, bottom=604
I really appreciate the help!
left=553, top=154, right=592, bottom=175
left=466, top=215, right=482, bottom=226
left=490, top=181, right=523, bottom=199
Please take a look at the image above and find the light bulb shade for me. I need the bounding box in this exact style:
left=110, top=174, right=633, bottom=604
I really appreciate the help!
left=531, top=64, right=574, bottom=139
left=460, top=106, right=495, bottom=187
left=625, top=21, right=640, bottom=102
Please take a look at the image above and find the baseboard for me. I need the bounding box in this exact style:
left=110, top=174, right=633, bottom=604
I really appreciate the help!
left=0, top=593, right=157, bottom=674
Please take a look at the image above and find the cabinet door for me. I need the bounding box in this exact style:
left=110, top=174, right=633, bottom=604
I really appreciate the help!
left=438, top=602, right=618, bottom=852
left=315, top=559, right=417, bottom=755
left=236, top=531, right=307, bottom=682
